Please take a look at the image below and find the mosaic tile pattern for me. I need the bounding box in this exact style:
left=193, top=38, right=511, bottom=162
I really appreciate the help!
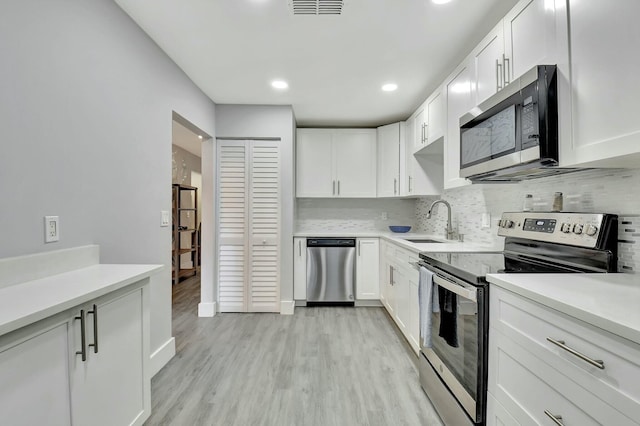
left=296, top=198, right=416, bottom=232
left=415, top=168, right=640, bottom=272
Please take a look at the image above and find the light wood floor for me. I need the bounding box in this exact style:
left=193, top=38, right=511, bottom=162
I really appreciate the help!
left=145, top=276, right=443, bottom=425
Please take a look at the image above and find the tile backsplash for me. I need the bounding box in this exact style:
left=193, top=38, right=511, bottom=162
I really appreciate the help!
left=295, top=168, right=640, bottom=272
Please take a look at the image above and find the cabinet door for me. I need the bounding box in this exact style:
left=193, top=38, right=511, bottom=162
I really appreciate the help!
left=334, top=130, right=377, bottom=197
left=444, top=63, right=473, bottom=189
left=293, top=238, right=306, bottom=300
left=407, top=272, right=420, bottom=354
left=382, top=261, right=396, bottom=316
left=71, top=288, right=147, bottom=426
left=486, top=392, right=519, bottom=426
left=377, top=123, right=401, bottom=197
left=296, top=130, right=334, bottom=197
left=426, top=91, right=444, bottom=144
left=392, top=264, right=408, bottom=335
left=473, top=23, right=505, bottom=105
left=503, top=0, right=559, bottom=83
left=356, top=238, right=380, bottom=300
left=413, top=106, right=427, bottom=150
left=0, top=323, right=72, bottom=426
left=562, top=0, right=640, bottom=167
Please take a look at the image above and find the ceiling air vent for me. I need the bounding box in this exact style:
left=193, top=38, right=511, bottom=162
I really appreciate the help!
left=290, top=0, right=344, bottom=15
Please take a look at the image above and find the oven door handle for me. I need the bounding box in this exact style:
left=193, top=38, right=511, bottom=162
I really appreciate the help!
left=432, top=274, right=477, bottom=302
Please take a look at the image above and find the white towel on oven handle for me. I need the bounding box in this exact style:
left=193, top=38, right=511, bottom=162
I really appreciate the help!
left=418, top=266, right=440, bottom=348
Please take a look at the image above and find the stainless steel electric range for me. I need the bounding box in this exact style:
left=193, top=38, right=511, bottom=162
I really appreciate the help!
left=417, top=212, right=618, bottom=426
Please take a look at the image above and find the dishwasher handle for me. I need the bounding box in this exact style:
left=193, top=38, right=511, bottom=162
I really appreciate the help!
left=307, top=238, right=356, bottom=247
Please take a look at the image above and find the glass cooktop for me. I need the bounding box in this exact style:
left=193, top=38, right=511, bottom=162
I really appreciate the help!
left=418, top=251, right=506, bottom=285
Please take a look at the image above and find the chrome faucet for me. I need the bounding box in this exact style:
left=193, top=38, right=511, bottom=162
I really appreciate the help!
left=427, top=200, right=456, bottom=240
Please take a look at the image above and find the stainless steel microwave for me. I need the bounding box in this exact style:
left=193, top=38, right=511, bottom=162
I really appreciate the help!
left=459, top=65, right=574, bottom=182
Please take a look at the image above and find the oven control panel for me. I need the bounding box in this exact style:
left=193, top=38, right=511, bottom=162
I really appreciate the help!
left=498, top=212, right=606, bottom=248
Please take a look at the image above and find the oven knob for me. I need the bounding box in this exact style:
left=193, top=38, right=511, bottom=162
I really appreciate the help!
left=586, top=224, right=598, bottom=236
left=573, top=224, right=584, bottom=234
left=505, top=220, right=514, bottom=228
left=560, top=223, right=571, bottom=233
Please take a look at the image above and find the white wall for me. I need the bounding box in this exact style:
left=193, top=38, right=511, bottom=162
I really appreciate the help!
left=214, top=105, right=295, bottom=307
left=0, top=0, right=216, bottom=373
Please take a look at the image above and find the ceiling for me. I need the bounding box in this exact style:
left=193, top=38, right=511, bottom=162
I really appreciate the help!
left=115, top=0, right=518, bottom=128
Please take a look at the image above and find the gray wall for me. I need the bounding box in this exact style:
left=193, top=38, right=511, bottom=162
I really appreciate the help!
left=215, top=105, right=296, bottom=306
left=0, top=0, right=216, bottom=365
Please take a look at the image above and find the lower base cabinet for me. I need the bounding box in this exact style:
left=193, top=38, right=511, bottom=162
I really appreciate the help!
left=0, top=280, right=150, bottom=426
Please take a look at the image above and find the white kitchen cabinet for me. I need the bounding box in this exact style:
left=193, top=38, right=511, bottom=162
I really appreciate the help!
left=356, top=238, right=380, bottom=300
left=444, top=61, right=473, bottom=189
left=413, top=104, right=427, bottom=151
left=472, top=0, right=564, bottom=105
left=407, top=268, right=420, bottom=354
left=0, top=323, right=72, bottom=426
left=293, top=238, right=307, bottom=300
left=559, top=0, right=640, bottom=168
left=0, top=278, right=151, bottom=426
left=380, top=242, right=395, bottom=316
left=377, top=123, right=401, bottom=197
left=71, top=287, right=149, bottom=426
left=472, top=22, right=505, bottom=105
left=296, top=129, right=377, bottom=198
left=487, top=285, right=640, bottom=425
left=426, top=91, right=445, bottom=145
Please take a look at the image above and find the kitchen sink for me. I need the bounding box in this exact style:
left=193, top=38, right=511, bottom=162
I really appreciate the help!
left=405, top=239, right=443, bottom=244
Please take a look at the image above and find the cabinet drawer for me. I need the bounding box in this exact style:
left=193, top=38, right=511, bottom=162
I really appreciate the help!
left=491, top=286, right=640, bottom=420
left=489, top=328, right=636, bottom=426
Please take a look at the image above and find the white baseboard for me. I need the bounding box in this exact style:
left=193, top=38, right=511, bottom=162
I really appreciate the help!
left=198, top=301, right=216, bottom=317
left=280, top=300, right=295, bottom=315
left=150, top=337, right=176, bottom=377
left=355, top=299, right=383, bottom=307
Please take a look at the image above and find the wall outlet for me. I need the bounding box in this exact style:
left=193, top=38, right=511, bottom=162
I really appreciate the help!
left=161, top=210, right=170, bottom=227
left=381, top=212, right=388, bottom=220
left=44, top=216, right=60, bottom=243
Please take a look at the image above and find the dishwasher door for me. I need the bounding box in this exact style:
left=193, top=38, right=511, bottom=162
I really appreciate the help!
left=306, top=239, right=356, bottom=304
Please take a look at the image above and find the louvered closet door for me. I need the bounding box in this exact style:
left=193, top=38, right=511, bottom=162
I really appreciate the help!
left=248, top=141, right=280, bottom=312
left=217, top=140, right=280, bottom=313
left=217, top=141, right=249, bottom=312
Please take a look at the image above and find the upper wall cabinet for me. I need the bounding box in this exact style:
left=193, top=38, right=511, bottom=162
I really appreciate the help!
left=377, top=123, right=401, bottom=197
left=412, top=89, right=445, bottom=153
left=444, top=60, right=474, bottom=189
left=472, top=0, right=562, bottom=105
left=296, top=129, right=377, bottom=198
left=403, top=118, right=443, bottom=197
left=559, top=0, right=640, bottom=168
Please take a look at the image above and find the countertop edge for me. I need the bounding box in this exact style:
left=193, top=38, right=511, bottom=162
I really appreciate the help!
left=0, top=264, right=163, bottom=338
left=487, top=273, right=640, bottom=345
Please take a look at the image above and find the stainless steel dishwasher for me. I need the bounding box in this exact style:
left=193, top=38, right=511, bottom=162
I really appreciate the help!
left=306, top=238, right=356, bottom=306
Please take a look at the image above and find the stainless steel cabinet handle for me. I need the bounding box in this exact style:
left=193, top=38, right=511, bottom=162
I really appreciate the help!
left=332, top=180, right=335, bottom=195
left=422, top=123, right=426, bottom=143
left=358, top=240, right=361, bottom=256
left=337, top=180, right=340, bottom=195
left=496, top=59, right=503, bottom=91
left=409, top=176, right=412, bottom=193
left=88, top=304, right=98, bottom=354
left=393, top=178, right=397, bottom=195
left=75, top=310, right=87, bottom=362
left=544, top=410, right=564, bottom=426
left=298, top=240, right=302, bottom=256
left=503, top=54, right=510, bottom=85
left=424, top=124, right=428, bottom=144
left=389, top=265, right=394, bottom=285
left=546, top=337, right=605, bottom=369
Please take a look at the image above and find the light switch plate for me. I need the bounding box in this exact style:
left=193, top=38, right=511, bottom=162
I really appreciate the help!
left=161, top=210, right=170, bottom=227
left=44, top=216, right=60, bottom=243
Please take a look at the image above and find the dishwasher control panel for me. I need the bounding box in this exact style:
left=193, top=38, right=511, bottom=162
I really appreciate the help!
left=307, top=238, right=356, bottom=247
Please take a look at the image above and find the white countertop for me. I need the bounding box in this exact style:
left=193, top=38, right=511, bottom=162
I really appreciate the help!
left=487, top=273, right=640, bottom=344
left=294, top=230, right=502, bottom=253
left=0, top=264, right=162, bottom=337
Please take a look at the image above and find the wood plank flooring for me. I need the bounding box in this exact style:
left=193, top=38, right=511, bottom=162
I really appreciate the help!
left=145, top=276, right=443, bottom=425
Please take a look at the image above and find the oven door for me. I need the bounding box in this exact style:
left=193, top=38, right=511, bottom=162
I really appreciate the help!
left=420, top=267, right=488, bottom=423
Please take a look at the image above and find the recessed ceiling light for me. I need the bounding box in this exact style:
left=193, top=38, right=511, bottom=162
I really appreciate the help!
left=382, top=83, right=398, bottom=92
left=198, top=135, right=203, bottom=140
left=271, top=80, right=289, bottom=90
left=432, top=0, right=452, bottom=4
